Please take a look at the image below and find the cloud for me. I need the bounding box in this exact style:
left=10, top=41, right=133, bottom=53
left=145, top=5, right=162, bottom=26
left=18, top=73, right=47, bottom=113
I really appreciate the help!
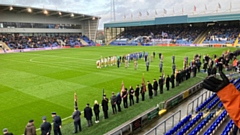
left=0, top=0, right=239, bottom=29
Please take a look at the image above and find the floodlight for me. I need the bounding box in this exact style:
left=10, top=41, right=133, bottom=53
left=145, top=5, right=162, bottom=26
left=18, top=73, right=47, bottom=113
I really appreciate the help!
left=59, top=12, right=62, bottom=15
left=28, top=8, right=32, bottom=12
left=9, top=6, right=13, bottom=11
left=71, top=13, right=74, bottom=17
left=44, top=10, right=48, bottom=14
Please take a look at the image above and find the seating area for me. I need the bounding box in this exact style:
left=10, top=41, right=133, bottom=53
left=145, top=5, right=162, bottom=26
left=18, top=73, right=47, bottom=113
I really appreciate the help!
left=221, top=120, right=234, bottom=135
left=195, top=93, right=216, bottom=113
left=203, top=26, right=240, bottom=44
left=176, top=112, right=203, bottom=135
left=0, top=33, right=94, bottom=49
left=204, top=110, right=228, bottom=135
left=188, top=112, right=215, bottom=135
left=164, top=115, right=192, bottom=135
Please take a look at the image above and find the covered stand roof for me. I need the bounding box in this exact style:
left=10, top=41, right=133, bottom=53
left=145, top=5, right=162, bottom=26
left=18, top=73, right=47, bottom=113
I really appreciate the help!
left=0, top=4, right=101, bottom=21
left=104, top=12, right=240, bottom=28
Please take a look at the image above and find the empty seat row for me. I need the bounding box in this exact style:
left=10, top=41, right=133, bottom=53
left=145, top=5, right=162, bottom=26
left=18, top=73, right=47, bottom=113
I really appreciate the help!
left=165, top=115, right=192, bottom=135
left=204, top=110, right=227, bottom=135
left=221, top=120, right=234, bottom=135
left=195, top=94, right=216, bottom=112
left=206, top=97, right=220, bottom=111
left=233, top=78, right=240, bottom=86
left=176, top=112, right=203, bottom=135
left=189, top=112, right=215, bottom=135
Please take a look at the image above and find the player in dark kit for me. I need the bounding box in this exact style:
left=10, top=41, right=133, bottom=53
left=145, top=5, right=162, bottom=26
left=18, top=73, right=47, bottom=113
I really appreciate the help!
left=41, top=116, right=52, bottom=135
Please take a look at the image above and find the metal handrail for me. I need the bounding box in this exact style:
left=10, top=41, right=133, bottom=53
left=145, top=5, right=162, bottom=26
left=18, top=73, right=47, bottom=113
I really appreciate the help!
left=144, top=110, right=181, bottom=135
left=186, top=90, right=212, bottom=115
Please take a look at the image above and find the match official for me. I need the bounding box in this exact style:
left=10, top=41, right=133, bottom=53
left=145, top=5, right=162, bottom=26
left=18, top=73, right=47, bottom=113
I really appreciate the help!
left=40, top=116, right=51, bottom=135
left=51, top=112, right=62, bottom=135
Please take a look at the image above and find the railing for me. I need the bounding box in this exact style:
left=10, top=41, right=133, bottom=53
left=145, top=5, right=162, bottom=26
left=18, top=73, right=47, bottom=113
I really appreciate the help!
left=144, top=110, right=182, bottom=135
left=186, top=90, right=212, bottom=115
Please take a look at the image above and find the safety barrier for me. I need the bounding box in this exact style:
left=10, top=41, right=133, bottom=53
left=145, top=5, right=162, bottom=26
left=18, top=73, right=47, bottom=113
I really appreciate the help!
left=187, top=91, right=212, bottom=115
left=144, top=110, right=182, bottom=135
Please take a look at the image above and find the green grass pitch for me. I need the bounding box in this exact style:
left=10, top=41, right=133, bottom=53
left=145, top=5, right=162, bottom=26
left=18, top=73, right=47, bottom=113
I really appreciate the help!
left=0, top=46, right=235, bottom=134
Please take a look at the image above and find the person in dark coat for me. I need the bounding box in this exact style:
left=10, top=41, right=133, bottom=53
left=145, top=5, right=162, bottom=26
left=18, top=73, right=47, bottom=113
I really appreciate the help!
left=110, top=92, right=117, bottom=114
left=153, top=52, right=155, bottom=58
left=158, top=53, right=161, bottom=60
left=159, top=61, right=163, bottom=72
left=192, top=65, right=197, bottom=77
left=41, top=116, right=52, bottom=135
left=146, top=61, right=150, bottom=71
left=158, top=76, right=164, bottom=94
left=102, top=95, right=109, bottom=119
left=170, top=74, right=175, bottom=88
left=129, top=86, right=134, bottom=106
left=116, top=92, right=122, bottom=112
left=176, top=71, right=180, bottom=86
left=166, top=75, right=170, bottom=91
left=147, top=81, right=153, bottom=99
left=24, top=120, right=36, bottom=135
left=2, top=128, right=13, bottom=135
left=84, top=103, right=93, bottom=127
left=172, top=64, right=176, bottom=74
left=153, top=79, right=158, bottom=96
left=141, top=83, right=146, bottom=101
left=93, top=100, right=100, bottom=123
left=122, top=88, right=128, bottom=108
left=207, top=66, right=212, bottom=76
left=211, top=66, right=217, bottom=77
left=51, top=112, right=62, bottom=135
left=135, top=85, right=140, bottom=103
left=72, top=107, right=81, bottom=133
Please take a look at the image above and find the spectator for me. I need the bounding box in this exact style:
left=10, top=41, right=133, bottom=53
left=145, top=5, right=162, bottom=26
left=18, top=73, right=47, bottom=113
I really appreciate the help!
left=84, top=103, right=93, bottom=127
left=24, top=120, right=36, bottom=135
left=40, top=116, right=51, bottom=135
left=72, top=107, right=82, bottom=133
left=93, top=100, right=100, bottom=123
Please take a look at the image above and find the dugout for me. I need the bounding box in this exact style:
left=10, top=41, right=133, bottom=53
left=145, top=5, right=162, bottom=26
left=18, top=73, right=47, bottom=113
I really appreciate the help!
left=0, top=4, right=100, bottom=42
left=104, top=12, right=240, bottom=46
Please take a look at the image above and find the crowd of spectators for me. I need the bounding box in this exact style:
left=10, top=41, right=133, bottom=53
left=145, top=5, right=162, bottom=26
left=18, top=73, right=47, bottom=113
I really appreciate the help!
left=0, top=33, right=94, bottom=49
left=203, top=26, right=240, bottom=44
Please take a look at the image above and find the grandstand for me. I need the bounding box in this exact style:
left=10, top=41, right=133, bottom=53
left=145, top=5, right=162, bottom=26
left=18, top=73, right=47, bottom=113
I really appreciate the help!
left=104, top=12, right=240, bottom=47
left=0, top=4, right=100, bottom=51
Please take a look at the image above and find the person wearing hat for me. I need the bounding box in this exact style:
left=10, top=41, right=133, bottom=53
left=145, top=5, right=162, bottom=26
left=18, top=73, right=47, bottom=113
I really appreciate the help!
left=40, top=116, right=52, bottom=135
left=51, top=112, right=62, bottom=135
left=72, top=107, right=82, bottom=133
left=2, top=128, right=13, bottom=135
left=24, top=119, right=36, bottom=135
left=84, top=103, right=93, bottom=127
left=101, top=94, right=109, bottom=119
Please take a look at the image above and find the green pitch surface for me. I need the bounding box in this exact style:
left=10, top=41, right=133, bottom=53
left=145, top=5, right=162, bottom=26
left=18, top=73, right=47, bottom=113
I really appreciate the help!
left=0, top=46, right=235, bottom=134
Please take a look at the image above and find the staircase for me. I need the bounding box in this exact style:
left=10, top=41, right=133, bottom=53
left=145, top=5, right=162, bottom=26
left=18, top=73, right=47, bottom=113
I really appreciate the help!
left=79, top=39, right=89, bottom=46
left=0, top=41, right=11, bottom=50
left=193, top=27, right=211, bottom=44
left=57, top=39, right=66, bottom=47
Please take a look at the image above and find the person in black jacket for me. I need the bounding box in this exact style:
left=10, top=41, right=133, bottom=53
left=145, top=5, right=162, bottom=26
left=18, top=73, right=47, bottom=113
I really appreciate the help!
left=101, top=95, right=109, bottom=119
left=41, top=116, right=52, bottom=135
left=147, top=81, right=153, bottom=99
left=72, top=107, right=81, bottom=133
left=93, top=100, right=100, bottom=123
left=158, top=76, right=164, bottom=94
left=211, top=66, right=217, bottom=77
left=153, top=79, right=158, bottom=96
left=2, top=128, right=13, bottom=135
left=166, top=75, right=170, bottom=91
left=51, top=112, right=62, bottom=135
left=111, top=92, right=117, bottom=114
left=122, top=88, right=128, bottom=108
left=170, top=73, right=175, bottom=88
left=116, top=92, right=122, bottom=112
left=141, top=83, right=146, bottom=101
left=129, top=86, right=134, bottom=106
left=84, top=103, right=93, bottom=127
left=135, top=85, right=140, bottom=103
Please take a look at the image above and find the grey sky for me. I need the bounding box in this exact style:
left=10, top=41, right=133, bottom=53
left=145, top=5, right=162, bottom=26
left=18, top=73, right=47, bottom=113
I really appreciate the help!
left=0, top=0, right=239, bottom=29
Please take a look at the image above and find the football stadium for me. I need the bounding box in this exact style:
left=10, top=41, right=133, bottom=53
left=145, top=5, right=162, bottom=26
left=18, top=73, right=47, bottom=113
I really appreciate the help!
left=0, top=1, right=240, bottom=135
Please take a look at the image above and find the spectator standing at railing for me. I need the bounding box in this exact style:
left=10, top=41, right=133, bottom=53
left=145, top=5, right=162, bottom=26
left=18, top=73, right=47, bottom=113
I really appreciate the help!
left=122, top=88, right=128, bottom=108
left=102, top=95, right=109, bottom=119
left=93, top=100, right=100, bottom=123
left=51, top=112, right=62, bottom=135
left=116, top=92, right=122, bottom=112
left=110, top=92, right=117, bottom=114
left=147, top=81, right=153, bottom=99
left=135, top=85, right=140, bottom=103
left=84, top=104, right=93, bottom=127
left=159, top=76, right=164, bottom=94
left=129, top=86, right=134, bottom=106
left=24, top=120, right=36, bottom=135
left=170, top=73, right=175, bottom=88
left=40, top=116, right=52, bottom=135
left=2, top=128, right=13, bottom=135
left=72, top=107, right=82, bottom=133
left=153, top=79, right=158, bottom=96
left=166, top=75, right=170, bottom=91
